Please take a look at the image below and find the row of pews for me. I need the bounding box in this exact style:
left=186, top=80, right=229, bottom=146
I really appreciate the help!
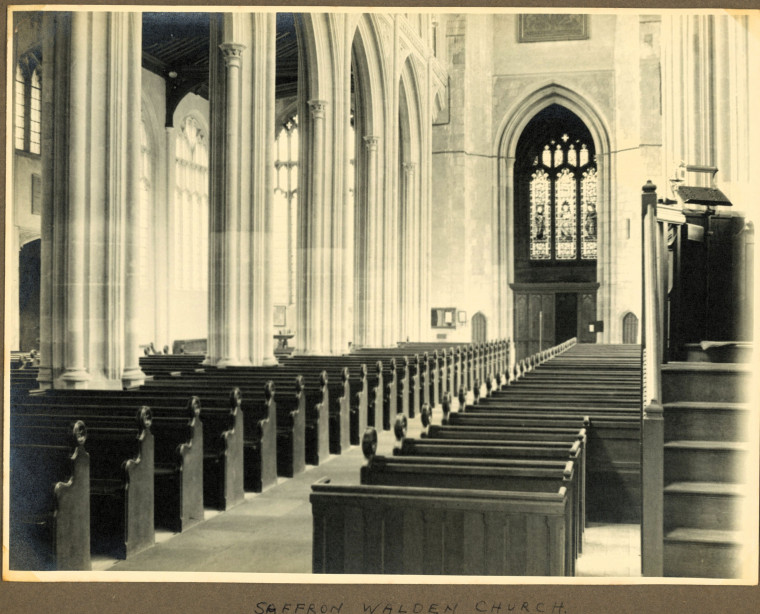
left=311, top=338, right=581, bottom=576
left=8, top=339, right=510, bottom=571
left=310, top=341, right=643, bottom=576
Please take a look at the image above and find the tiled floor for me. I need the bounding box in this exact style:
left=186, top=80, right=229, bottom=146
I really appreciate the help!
left=105, top=408, right=641, bottom=577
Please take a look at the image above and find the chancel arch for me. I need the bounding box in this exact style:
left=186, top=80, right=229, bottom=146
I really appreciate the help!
left=495, top=84, right=612, bottom=357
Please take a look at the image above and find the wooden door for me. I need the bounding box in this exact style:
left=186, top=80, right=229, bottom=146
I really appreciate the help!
left=514, top=292, right=554, bottom=360
left=471, top=312, right=487, bottom=344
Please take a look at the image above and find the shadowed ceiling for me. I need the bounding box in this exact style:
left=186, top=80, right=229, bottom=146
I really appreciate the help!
left=142, top=12, right=299, bottom=125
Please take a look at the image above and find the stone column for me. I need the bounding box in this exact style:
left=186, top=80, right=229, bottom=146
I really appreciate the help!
left=122, top=12, right=146, bottom=387
left=58, top=11, right=91, bottom=388
left=38, top=11, right=143, bottom=389
left=402, top=161, right=419, bottom=341
left=215, top=41, right=245, bottom=367
left=363, top=135, right=380, bottom=346
left=307, top=99, right=328, bottom=353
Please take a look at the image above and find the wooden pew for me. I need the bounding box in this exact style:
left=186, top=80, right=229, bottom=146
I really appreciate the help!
left=402, top=412, right=586, bottom=558
left=359, top=452, right=578, bottom=575
left=476, top=358, right=642, bottom=522
left=13, top=408, right=154, bottom=559
left=22, top=386, right=247, bottom=508
left=9, top=420, right=91, bottom=571
left=126, top=382, right=271, bottom=495
left=281, top=356, right=382, bottom=438
left=13, top=395, right=204, bottom=532
left=142, top=373, right=306, bottom=478
left=311, top=479, right=570, bottom=575
left=204, top=366, right=334, bottom=465
left=349, top=353, right=404, bottom=427
left=352, top=349, right=423, bottom=419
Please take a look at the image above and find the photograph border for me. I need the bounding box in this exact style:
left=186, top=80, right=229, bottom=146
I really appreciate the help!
left=2, top=1, right=759, bottom=612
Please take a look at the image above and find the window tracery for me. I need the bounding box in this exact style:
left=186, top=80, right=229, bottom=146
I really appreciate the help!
left=528, top=132, right=597, bottom=262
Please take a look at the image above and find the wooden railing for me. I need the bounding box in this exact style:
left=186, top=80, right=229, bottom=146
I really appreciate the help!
left=640, top=181, right=664, bottom=576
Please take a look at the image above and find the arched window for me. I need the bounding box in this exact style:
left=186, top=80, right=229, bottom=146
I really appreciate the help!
left=29, top=67, right=41, bottom=154
left=174, top=116, right=209, bottom=292
left=273, top=116, right=299, bottom=307
left=14, top=64, right=25, bottom=150
left=14, top=56, right=41, bottom=154
left=523, top=111, right=597, bottom=264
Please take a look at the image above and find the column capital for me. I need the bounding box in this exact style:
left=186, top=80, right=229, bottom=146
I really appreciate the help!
left=403, top=161, right=417, bottom=175
left=363, top=135, right=380, bottom=150
left=308, top=99, right=328, bottom=119
left=219, top=42, right=246, bottom=67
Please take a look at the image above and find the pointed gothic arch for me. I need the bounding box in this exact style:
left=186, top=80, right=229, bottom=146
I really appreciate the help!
left=494, top=83, right=614, bottom=345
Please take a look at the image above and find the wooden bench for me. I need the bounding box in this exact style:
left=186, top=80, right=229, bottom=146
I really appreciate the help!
left=13, top=408, right=154, bottom=559
left=20, top=386, right=246, bottom=509
left=281, top=356, right=382, bottom=438
left=9, top=420, right=91, bottom=571
left=204, top=366, right=334, bottom=465
left=311, top=479, right=570, bottom=575
left=115, top=382, right=268, bottom=497
left=13, top=394, right=204, bottom=532
left=359, top=452, right=578, bottom=575
left=397, top=415, right=586, bottom=557
left=143, top=373, right=305, bottom=478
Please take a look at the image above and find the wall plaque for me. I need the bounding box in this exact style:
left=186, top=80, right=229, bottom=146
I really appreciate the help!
left=518, top=14, right=589, bottom=43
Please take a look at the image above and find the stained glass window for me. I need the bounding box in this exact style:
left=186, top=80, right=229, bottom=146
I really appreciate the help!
left=581, top=168, right=597, bottom=260
left=529, top=169, right=551, bottom=260
left=526, top=133, right=596, bottom=263
left=555, top=168, right=577, bottom=260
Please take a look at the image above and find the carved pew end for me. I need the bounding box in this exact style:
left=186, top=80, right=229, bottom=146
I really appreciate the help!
left=393, top=415, right=408, bottom=441
left=420, top=403, right=432, bottom=429
left=361, top=427, right=378, bottom=460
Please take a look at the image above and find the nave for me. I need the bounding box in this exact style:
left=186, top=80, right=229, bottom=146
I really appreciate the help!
left=10, top=340, right=645, bottom=577
left=102, top=405, right=640, bottom=577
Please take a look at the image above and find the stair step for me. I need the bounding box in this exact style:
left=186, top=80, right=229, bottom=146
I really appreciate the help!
left=664, top=481, right=745, bottom=496
left=665, top=440, right=748, bottom=451
left=664, top=528, right=744, bottom=578
left=665, top=527, right=742, bottom=544
left=664, top=441, right=748, bottom=483
left=664, top=402, right=750, bottom=442
left=662, top=362, right=751, bottom=403
left=664, top=482, right=745, bottom=531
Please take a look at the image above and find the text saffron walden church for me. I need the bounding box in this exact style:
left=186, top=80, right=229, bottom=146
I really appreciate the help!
left=6, top=10, right=758, bottom=580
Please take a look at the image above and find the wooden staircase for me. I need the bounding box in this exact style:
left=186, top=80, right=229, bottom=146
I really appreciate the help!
left=660, top=356, right=752, bottom=578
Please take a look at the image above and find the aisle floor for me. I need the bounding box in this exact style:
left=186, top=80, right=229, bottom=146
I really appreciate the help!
left=104, top=409, right=641, bottom=577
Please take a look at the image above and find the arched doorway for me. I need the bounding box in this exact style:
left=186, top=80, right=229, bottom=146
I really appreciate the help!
left=472, top=312, right=487, bottom=344
left=511, top=104, right=598, bottom=359
left=622, top=312, right=639, bottom=344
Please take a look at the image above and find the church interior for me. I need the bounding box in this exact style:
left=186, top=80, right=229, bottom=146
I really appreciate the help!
left=4, top=9, right=759, bottom=581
